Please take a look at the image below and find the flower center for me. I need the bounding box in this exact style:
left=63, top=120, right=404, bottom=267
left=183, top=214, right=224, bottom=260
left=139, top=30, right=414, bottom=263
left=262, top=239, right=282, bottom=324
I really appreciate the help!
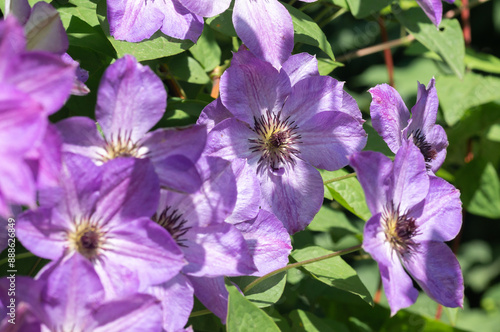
left=411, top=129, right=437, bottom=168
left=248, top=110, right=301, bottom=175
left=153, top=207, right=190, bottom=247
left=68, top=221, right=105, bottom=260
left=383, top=204, right=419, bottom=256
left=97, top=131, right=148, bottom=164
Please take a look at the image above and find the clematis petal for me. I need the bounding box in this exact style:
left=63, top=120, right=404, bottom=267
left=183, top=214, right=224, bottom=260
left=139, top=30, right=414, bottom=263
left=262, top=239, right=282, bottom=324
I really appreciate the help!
left=407, top=78, right=439, bottom=137
left=107, top=0, right=164, bottom=42
left=349, top=151, right=393, bottom=215
left=197, top=98, right=233, bottom=133
left=299, top=111, right=367, bottom=171
left=35, top=254, right=104, bottom=331
left=390, top=140, right=429, bottom=213
left=57, top=116, right=107, bottom=162
left=369, top=84, right=410, bottom=153
left=25, top=124, right=62, bottom=189
left=226, top=158, right=261, bottom=224
left=363, top=213, right=419, bottom=316
left=205, top=118, right=256, bottom=162
left=158, top=0, right=204, bottom=42
left=427, top=124, right=448, bottom=173
left=0, top=17, right=25, bottom=77
left=181, top=223, right=256, bottom=277
left=258, top=160, right=324, bottom=234
left=6, top=51, right=75, bottom=115
left=140, top=125, right=207, bottom=193
left=94, top=158, right=160, bottom=224
left=233, top=0, right=294, bottom=68
left=16, top=208, right=68, bottom=260
left=93, top=294, right=163, bottom=332
left=281, top=53, right=319, bottom=86
left=98, top=217, right=185, bottom=295
left=157, top=156, right=237, bottom=228
left=410, top=176, right=462, bottom=242
left=235, top=210, right=292, bottom=276
left=342, top=90, right=365, bottom=124
left=24, top=2, right=68, bottom=54
left=188, top=276, right=229, bottom=323
left=403, top=241, right=463, bottom=308
left=5, top=0, right=31, bottom=25
left=416, top=0, right=444, bottom=26
left=220, top=48, right=291, bottom=124
left=57, top=153, right=102, bottom=218
left=177, top=0, right=231, bottom=17
left=281, top=76, right=344, bottom=127
left=0, top=155, right=37, bottom=210
left=0, top=85, right=45, bottom=154
left=96, top=55, right=166, bottom=142
left=146, top=274, right=194, bottom=332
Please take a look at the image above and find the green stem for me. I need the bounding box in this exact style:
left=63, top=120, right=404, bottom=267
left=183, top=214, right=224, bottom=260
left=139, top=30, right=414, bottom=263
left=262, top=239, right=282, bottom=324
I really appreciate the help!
left=243, top=244, right=362, bottom=294
left=319, top=8, right=347, bottom=28
left=0, top=252, right=35, bottom=267
left=323, top=172, right=356, bottom=185
left=189, top=309, right=212, bottom=318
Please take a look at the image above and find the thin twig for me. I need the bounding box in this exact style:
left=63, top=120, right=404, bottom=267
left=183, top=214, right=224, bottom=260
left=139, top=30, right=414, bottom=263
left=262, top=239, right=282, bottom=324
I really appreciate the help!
left=336, top=35, right=415, bottom=63
left=378, top=17, right=395, bottom=87
left=243, top=245, right=362, bottom=294
left=323, top=172, right=357, bottom=185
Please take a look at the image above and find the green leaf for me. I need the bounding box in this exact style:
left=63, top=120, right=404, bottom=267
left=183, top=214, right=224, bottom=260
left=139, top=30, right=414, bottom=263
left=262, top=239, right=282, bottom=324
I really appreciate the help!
left=158, top=97, right=208, bottom=128
left=282, top=2, right=335, bottom=60
left=206, top=8, right=237, bottom=37
left=455, top=159, right=500, bottom=219
left=53, top=0, right=101, bottom=28
left=289, top=310, right=349, bottom=332
left=190, top=26, right=221, bottom=72
left=345, top=0, right=393, bottom=18
left=487, top=124, right=500, bottom=142
left=233, top=272, right=287, bottom=308
left=317, top=58, right=343, bottom=76
left=381, top=310, right=468, bottom=332
left=226, top=282, right=281, bottom=332
left=320, top=169, right=371, bottom=221
left=465, top=49, right=500, bottom=74
left=307, top=205, right=362, bottom=238
left=437, top=73, right=500, bottom=126
left=166, top=53, right=211, bottom=84
left=291, top=246, right=373, bottom=305
left=394, top=6, right=465, bottom=79
left=96, top=0, right=193, bottom=61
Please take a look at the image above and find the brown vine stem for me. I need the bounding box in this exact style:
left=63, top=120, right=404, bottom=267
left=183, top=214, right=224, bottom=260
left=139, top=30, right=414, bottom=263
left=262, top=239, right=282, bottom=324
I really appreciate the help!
left=378, top=16, right=395, bottom=87
left=323, top=172, right=357, bottom=185
left=243, top=244, right=363, bottom=294
left=336, top=35, right=415, bottom=63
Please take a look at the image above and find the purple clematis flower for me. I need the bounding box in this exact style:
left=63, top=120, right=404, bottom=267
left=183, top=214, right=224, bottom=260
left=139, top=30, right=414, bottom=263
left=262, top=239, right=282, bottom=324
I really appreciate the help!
left=6, top=0, right=90, bottom=95
left=202, top=49, right=367, bottom=233
left=57, top=54, right=207, bottom=194
left=106, top=0, right=203, bottom=43
left=0, top=254, right=163, bottom=331
left=416, top=0, right=455, bottom=26
left=17, top=153, right=185, bottom=298
left=146, top=156, right=257, bottom=329
left=177, top=0, right=315, bottom=68
left=0, top=16, right=75, bottom=217
left=349, top=140, right=463, bottom=315
left=369, top=78, right=448, bottom=173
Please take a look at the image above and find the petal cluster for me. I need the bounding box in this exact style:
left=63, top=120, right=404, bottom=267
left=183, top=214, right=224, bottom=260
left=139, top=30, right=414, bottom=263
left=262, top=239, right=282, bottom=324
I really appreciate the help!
left=369, top=78, right=448, bottom=173
left=202, top=49, right=367, bottom=233
left=350, top=140, right=463, bottom=315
